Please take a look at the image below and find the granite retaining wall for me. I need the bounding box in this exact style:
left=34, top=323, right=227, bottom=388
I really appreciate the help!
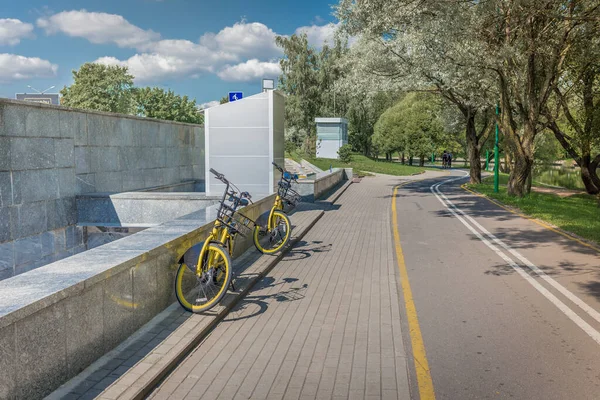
left=0, top=193, right=274, bottom=399
left=0, top=99, right=205, bottom=280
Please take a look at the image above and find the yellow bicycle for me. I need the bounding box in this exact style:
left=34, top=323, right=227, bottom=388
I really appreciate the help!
left=175, top=168, right=254, bottom=313
left=252, top=162, right=299, bottom=254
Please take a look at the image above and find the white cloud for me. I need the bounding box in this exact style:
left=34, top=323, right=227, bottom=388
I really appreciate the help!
left=0, top=53, right=58, bottom=82
left=39, top=9, right=353, bottom=84
left=200, top=22, right=282, bottom=60
left=0, top=19, right=35, bottom=46
left=199, top=100, right=220, bottom=109
left=217, top=59, right=281, bottom=82
left=39, top=11, right=277, bottom=83
left=92, top=21, right=282, bottom=83
left=295, top=23, right=339, bottom=48
left=95, top=38, right=240, bottom=82
left=146, top=39, right=236, bottom=64
left=95, top=54, right=195, bottom=82
left=37, top=10, right=160, bottom=48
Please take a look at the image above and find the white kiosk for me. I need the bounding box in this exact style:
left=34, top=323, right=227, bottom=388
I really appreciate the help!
left=315, top=117, right=348, bottom=159
left=204, top=90, right=285, bottom=197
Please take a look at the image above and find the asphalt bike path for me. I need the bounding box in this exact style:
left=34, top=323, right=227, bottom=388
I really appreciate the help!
left=396, top=170, right=600, bottom=399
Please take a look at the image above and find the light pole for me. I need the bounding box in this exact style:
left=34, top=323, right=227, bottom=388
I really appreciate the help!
left=27, top=85, right=56, bottom=94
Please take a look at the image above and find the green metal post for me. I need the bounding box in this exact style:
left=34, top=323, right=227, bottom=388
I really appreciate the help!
left=485, top=150, right=489, bottom=171
left=494, top=103, right=500, bottom=193
left=431, top=152, right=435, bottom=164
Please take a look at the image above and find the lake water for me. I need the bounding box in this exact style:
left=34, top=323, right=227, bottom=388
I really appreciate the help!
left=532, top=164, right=588, bottom=190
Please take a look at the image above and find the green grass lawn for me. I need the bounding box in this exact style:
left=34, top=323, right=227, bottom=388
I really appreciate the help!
left=286, top=151, right=430, bottom=177
left=467, top=175, right=600, bottom=244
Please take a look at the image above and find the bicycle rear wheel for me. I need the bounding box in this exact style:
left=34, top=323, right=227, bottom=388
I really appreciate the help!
left=253, top=210, right=291, bottom=254
left=175, top=243, right=232, bottom=313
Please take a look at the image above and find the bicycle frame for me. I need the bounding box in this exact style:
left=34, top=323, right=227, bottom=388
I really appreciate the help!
left=268, top=162, right=299, bottom=230
left=267, top=195, right=285, bottom=230
left=195, top=175, right=243, bottom=276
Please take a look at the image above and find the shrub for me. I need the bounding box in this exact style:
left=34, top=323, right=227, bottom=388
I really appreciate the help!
left=285, top=139, right=297, bottom=154
left=338, top=144, right=353, bottom=163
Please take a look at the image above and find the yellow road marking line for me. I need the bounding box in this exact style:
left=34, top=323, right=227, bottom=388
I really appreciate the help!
left=393, top=181, right=436, bottom=400
left=461, top=183, right=600, bottom=254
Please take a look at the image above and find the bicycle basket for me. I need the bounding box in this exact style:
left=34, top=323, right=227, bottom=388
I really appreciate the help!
left=282, top=187, right=302, bottom=206
left=229, top=212, right=255, bottom=237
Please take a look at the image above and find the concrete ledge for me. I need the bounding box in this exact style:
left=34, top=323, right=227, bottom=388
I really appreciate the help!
left=291, top=168, right=351, bottom=202
left=77, top=192, right=221, bottom=226
left=314, top=168, right=345, bottom=199
left=135, top=180, right=204, bottom=193
left=322, top=179, right=353, bottom=205
left=0, top=194, right=274, bottom=399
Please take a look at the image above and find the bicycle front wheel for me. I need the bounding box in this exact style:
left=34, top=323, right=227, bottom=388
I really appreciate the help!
left=175, top=243, right=232, bottom=313
left=253, top=210, right=291, bottom=254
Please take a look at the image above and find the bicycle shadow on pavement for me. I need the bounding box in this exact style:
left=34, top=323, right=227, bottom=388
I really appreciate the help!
left=283, top=240, right=332, bottom=261
left=223, top=276, right=309, bottom=322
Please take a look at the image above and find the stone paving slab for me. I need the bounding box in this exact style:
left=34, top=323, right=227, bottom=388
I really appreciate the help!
left=144, top=174, right=422, bottom=400
left=46, top=206, right=324, bottom=400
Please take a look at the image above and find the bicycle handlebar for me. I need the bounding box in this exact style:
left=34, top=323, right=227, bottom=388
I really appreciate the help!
left=210, top=168, right=228, bottom=183
left=272, top=162, right=284, bottom=173
left=272, top=162, right=299, bottom=182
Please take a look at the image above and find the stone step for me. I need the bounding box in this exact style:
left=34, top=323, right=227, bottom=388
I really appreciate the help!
left=284, top=159, right=312, bottom=179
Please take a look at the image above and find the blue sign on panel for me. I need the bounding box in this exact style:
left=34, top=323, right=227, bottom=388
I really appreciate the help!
left=228, top=92, right=243, bottom=102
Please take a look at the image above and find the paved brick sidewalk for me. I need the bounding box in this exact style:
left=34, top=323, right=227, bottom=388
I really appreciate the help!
left=46, top=206, right=324, bottom=400
left=148, top=174, right=418, bottom=400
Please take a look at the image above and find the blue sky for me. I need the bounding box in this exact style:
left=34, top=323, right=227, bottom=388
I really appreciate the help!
left=0, top=0, right=340, bottom=107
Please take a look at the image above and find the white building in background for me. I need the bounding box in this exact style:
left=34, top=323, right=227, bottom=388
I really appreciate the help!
left=315, top=117, right=348, bottom=159
left=204, top=90, right=285, bottom=197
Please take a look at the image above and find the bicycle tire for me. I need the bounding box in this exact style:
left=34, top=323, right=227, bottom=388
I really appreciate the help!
left=175, top=243, right=232, bottom=313
left=253, top=210, right=292, bottom=254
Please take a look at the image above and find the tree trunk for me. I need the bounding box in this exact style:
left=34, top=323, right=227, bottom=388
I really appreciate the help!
left=581, top=155, right=600, bottom=194
left=462, top=108, right=482, bottom=184
left=502, top=148, right=512, bottom=174
left=408, top=156, right=413, bottom=166
left=508, top=156, right=532, bottom=197
left=468, top=148, right=482, bottom=184
left=419, top=155, right=425, bottom=167
left=580, top=165, right=599, bottom=194
left=401, top=152, right=405, bottom=164
left=589, top=157, right=600, bottom=191
left=506, top=122, right=535, bottom=197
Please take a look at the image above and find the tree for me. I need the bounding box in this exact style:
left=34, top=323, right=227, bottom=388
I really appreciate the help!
left=542, top=14, right=600, bottom=194
left=346, top=91, right=400, bottom=156
left=374, top=93, right=445, bottom=166
left=60, top=63, right=135, bottom=114
left=337, top=2, right=495, bottom=184
left=134, top=87, right=203, bottom=124
left=478, top=1, right=597, bottom=196
left=220, top=96, right=229, bottom=105
left=276, top=33, right=348, bottom=155
left=338, top=0, right=599, bottom=196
